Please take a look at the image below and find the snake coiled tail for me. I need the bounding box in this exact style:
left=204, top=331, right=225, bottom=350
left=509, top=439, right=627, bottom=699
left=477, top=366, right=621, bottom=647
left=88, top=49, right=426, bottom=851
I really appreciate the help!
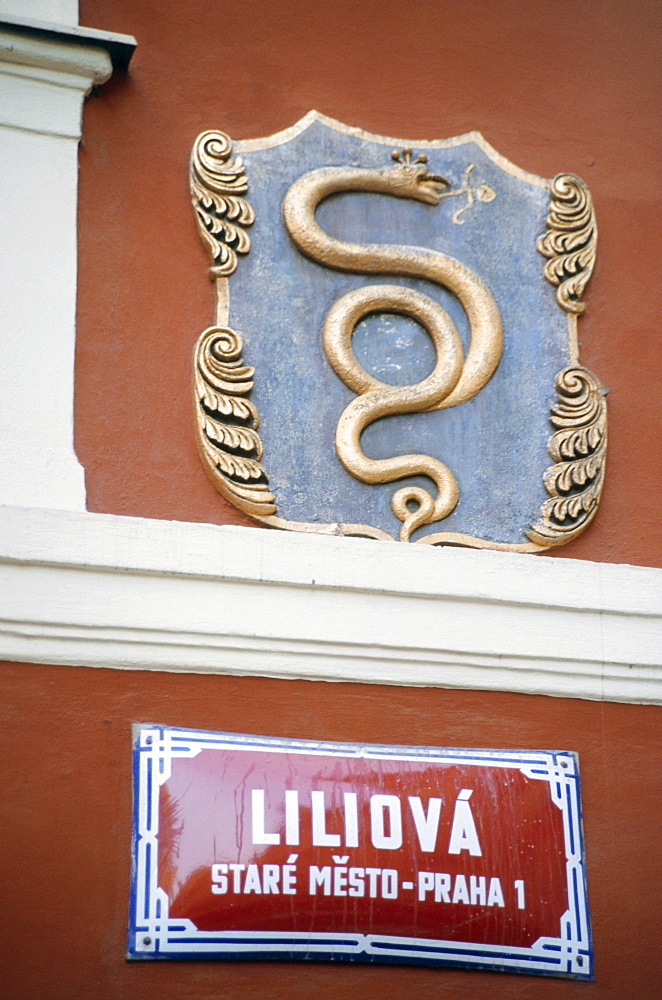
left=325, top=285, right=462, bottom=540
left=283, top=159, right=503, bottom=539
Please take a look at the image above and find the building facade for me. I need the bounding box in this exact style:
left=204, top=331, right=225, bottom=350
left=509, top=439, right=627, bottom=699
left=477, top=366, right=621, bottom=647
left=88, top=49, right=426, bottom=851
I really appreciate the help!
left=1, top=2, right=661, bottom=997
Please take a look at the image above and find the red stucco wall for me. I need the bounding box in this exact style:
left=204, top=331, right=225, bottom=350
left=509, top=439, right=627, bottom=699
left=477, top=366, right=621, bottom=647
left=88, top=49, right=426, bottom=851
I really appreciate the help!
left=76, top=0, right=662, bottom=566
left=9, top=3, right=658, bottom=998
left=1, top=661, right=660, bottom=999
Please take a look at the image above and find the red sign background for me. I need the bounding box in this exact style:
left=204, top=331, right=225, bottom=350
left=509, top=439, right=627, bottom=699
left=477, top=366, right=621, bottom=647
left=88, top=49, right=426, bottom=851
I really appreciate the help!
left=158, top=747, right=567, bottom=947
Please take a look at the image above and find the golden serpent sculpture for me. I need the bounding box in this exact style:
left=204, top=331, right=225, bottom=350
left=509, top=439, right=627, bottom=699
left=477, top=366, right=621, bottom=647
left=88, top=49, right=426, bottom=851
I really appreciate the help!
left=282, top=152, right=503, bottom=540
left=190, top=125, right=605, bottom=552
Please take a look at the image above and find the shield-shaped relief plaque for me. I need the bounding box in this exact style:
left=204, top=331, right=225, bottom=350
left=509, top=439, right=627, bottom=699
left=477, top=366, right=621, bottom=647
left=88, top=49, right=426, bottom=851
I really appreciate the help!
left=190, top=113, right=606, bottom=551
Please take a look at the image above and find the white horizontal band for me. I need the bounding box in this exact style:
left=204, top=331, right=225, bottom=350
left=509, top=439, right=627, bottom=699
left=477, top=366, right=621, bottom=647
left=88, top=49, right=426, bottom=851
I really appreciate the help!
left=1, top=505, right=660, bottom=704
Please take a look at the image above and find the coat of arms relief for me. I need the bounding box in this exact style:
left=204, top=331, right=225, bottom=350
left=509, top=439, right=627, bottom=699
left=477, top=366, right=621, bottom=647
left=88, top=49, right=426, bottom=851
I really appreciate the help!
left=190, top=113, right=606, bottom=552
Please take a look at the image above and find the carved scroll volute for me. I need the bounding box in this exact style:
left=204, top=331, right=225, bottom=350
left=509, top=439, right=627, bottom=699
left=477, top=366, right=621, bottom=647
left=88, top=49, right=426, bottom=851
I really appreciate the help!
left=190, top=131, right=277, bottom=519
left=537, top=173, right=597, bottom=315
left=529, top=172, right=606, bottom=547
left=189, top=130, right=255, bottom=278
left=527, top=367, right=607, bottom=546
left=192, top=327, right=276, bottom=517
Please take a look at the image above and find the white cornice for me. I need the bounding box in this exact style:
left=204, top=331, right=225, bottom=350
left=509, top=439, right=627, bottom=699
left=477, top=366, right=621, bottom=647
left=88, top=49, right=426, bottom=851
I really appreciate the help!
left=0, top=26, right=111, bottom=138
left=0, top=17, right=136, bottom=137
left=0, top=17, right=132, bottom=518
left=1, top=506, right=660, bottom=704
left=0, top=26, right=111, bottom=82
left=0, top=14, right=136, bottom=72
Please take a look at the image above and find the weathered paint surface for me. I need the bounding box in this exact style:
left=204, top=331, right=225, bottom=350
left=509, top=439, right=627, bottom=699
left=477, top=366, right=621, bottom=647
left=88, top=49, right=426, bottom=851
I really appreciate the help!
left=231, top=120, right=562, bottom=543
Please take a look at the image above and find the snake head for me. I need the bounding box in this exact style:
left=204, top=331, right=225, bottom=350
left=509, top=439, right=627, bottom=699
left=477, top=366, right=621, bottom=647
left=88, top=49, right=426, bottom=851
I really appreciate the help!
left=388, top=149, right=449, bottom=205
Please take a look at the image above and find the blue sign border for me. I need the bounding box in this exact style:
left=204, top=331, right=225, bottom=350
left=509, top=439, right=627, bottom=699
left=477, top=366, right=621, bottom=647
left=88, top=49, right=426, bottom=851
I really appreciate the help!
left=128, top=726, right=593, bottom=979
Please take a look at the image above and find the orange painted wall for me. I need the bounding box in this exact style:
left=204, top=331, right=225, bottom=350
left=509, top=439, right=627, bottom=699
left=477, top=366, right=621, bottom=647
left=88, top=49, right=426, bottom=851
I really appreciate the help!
left=12, top=3, right=657, bottom=997
left=75, top=0, right=662, bottom=567
left=1, top=661, right=660, bottom=999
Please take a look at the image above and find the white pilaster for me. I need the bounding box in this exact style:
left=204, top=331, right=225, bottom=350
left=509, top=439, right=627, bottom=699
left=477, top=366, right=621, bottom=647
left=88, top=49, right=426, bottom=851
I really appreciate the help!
left=0, top=17, right=131, bottom=510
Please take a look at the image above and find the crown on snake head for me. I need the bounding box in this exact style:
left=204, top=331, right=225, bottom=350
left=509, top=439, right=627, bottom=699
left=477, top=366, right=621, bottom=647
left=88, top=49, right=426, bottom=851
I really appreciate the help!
left=391, top=148, right=429, bottom=166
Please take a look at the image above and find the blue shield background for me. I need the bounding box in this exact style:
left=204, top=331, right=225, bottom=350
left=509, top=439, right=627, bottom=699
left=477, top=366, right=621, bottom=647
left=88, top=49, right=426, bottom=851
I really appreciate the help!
left=231, top=118, right=567, bottom=544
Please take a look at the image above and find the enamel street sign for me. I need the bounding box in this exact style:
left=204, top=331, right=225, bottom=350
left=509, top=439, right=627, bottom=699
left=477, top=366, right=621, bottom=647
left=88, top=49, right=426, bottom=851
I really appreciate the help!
left=128, top=726, right=592, bottom=978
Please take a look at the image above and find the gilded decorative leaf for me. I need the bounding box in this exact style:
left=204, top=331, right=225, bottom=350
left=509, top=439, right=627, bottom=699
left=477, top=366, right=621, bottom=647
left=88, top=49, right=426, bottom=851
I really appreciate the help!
left=538, top=174, right=597, bottom=315
left=552, top=421, right=605, bottom=461
left=214, top=450, right=266, bottom=482
left=200, top=387, right=259, bottom=425
left=193, top=326, right=276, bottom=516
left=527, top=367, right=607, bottom=546
left=202, top=416, right=263, bottom=458
left=190, top=130, right=254, bottom=277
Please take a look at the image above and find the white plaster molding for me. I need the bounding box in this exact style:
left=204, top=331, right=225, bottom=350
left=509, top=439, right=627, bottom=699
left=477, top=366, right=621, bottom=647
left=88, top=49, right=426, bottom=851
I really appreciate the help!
left=0, top=14, right=136, bottom=72
left=0, top=21, right=130, bottom=513
left=0, top=49, right=111, bottom=139
left=1, top=506, right=660, bottom=704
left=0, top=1, right=78, bottom=26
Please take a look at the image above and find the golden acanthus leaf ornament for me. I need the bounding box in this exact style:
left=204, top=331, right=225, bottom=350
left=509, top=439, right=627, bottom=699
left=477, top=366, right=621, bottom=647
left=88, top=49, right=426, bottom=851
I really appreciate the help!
left=527, top=367, right=607, bottom=545
left=190, top=130, right=275, bottom=518
left=528, top=170, right=607, bottom=547
left=192, top=327, right=276, bottom=517
left=537, top=173, right=597, bottom=315
left=189, top=130, right=254, bottom=278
